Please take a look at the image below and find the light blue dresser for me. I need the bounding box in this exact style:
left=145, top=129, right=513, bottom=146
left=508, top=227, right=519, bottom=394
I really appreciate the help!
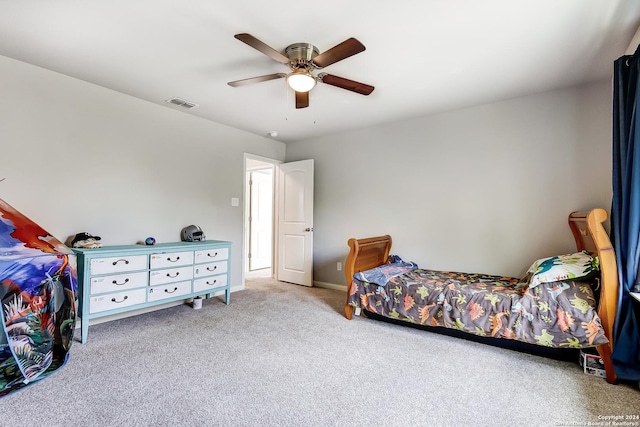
left=73, top=240, right=231, bottom=343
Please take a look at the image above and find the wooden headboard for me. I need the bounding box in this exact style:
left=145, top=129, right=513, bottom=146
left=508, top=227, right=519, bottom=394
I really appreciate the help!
left=344, top=209, right=619, bottom=384
left=343, top=235, right=392, bottom=320
left=344, top=235, right=392, bottom=281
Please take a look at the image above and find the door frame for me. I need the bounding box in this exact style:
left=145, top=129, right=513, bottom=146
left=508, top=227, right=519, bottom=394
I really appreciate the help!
left=242, top=153, right=281, bottom=288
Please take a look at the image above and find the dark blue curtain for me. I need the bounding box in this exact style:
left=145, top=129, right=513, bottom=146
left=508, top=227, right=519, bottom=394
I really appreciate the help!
left=611, top=44, right=640, bottom=381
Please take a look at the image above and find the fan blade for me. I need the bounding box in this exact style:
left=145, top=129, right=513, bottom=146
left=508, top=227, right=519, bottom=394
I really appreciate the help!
left=234, top=33, right=290, bottom=64
left=295, top=91, right=309, bottom=109
left=319, top=74, right=375, bottom=95
left=312, top=38, right=365, bottom=68
left=228, top=73, right=286, bottom=87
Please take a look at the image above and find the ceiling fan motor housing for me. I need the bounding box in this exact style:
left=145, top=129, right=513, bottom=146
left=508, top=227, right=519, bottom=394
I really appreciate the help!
left=285, top=43, right=319, bottom=70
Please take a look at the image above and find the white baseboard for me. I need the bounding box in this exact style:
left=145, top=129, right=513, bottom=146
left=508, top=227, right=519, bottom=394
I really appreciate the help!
left=313, top=281, right=346, bottom=291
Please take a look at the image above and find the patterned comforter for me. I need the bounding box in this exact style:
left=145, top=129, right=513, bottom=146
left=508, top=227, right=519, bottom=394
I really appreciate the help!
left=347, top=268, right=608, bottom=348
left=1, top=198, right=78, bottom=397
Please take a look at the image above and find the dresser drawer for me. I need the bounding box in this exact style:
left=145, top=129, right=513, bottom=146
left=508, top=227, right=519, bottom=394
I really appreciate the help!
left=194, top=248, right=229, bottom=264
left=149, top=251, right=194, bottom=269
left=90, top=271, right=147, bottom=294
left=193, top=274, right=227, bottom=293
left=148, top=265, right=193, bottom=286
left=193, top=261, right=228, bottom=278
left=90, top=255, right=147, bottom=275
left=147, top=280, right=191, bottom=302
left=89, top=288, right=146, bottom=314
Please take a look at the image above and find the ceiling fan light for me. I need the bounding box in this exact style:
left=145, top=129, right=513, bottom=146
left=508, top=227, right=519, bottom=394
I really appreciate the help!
left=286, top=71, right=316, bottom=92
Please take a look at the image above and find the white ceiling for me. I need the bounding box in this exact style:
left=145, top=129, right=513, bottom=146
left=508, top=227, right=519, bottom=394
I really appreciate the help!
left=1, top=1, right=639, bottom=143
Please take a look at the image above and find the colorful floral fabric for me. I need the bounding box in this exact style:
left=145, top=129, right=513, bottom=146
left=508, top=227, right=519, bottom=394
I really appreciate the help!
left=348, top=269, right=607, bottom=348
left=0, top=198, right=77, bottom=397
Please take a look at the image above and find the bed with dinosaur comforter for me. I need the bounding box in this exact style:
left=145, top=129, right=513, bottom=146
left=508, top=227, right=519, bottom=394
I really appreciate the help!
left=344, top=209, right=619, bottom=384
left=347, top=264, right=606, bottom=348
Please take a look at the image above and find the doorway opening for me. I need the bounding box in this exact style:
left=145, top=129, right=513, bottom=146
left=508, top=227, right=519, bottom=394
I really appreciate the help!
left=242, top=154, right=314, bottom=288
left=243, top=154, right=279, bottom=283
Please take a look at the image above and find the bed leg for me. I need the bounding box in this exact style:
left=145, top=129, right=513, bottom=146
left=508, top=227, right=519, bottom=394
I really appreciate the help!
left=596, top=344, right=618, bottom=384
left=345, top=304, right=353, bottom=320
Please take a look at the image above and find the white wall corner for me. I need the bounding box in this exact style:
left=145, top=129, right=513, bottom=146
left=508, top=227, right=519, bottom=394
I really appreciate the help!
left=626, top=24, right=640, bottom=54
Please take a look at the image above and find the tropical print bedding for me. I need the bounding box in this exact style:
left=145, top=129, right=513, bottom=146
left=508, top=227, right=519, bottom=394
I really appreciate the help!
left=347, top=267, right=608, bottom=348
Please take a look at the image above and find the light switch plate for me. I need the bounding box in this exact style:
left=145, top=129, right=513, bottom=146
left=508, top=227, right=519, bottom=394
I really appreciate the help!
left=231, top=197, right=239, bottom=207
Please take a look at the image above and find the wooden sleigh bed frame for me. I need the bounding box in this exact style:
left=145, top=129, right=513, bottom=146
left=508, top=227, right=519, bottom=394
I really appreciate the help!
left=344, top=208, right=619, bottom=384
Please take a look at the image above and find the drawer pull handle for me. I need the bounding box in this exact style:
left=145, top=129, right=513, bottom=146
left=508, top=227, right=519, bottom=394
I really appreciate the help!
left=112, top=259, right=130, bottom=266
left=166, top=256, right=180, bottom=262
left=112, top=278, right=130, bottom=286
left=207, top=279, right=217, bottom=286
left=166, top=272, right=180, bottom=278
left=206, top=266, right=217, bottom=272
left=165, top=287, right=178, bottom=294
left=111, top=296, right=129, bottom=303
left=208, top=252, right=218, bottom=258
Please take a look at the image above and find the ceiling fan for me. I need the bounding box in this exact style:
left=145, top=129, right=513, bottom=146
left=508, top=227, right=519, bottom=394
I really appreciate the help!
left=227, top=33, right=375, bottom=109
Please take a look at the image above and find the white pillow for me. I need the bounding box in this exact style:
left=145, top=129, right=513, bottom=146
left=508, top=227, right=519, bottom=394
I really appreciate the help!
left=525, top=250, right=599, bottom=289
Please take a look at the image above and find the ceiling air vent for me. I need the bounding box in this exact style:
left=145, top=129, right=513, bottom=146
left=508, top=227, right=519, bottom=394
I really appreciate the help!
left=165, top=97, right=199, bottom=110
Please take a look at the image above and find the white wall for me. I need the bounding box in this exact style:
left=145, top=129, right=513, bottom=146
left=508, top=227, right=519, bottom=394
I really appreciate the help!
left=0, top=53, right=615, bottom=292
left=286, top=81, right=613, bottom=286
left=0, top=55, right=286, bottom=291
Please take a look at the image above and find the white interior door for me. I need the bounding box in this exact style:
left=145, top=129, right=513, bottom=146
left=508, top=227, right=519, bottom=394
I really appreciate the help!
left=277, top=159, right=314, bottom=287
left=249, top=169, right=273, bottom=271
